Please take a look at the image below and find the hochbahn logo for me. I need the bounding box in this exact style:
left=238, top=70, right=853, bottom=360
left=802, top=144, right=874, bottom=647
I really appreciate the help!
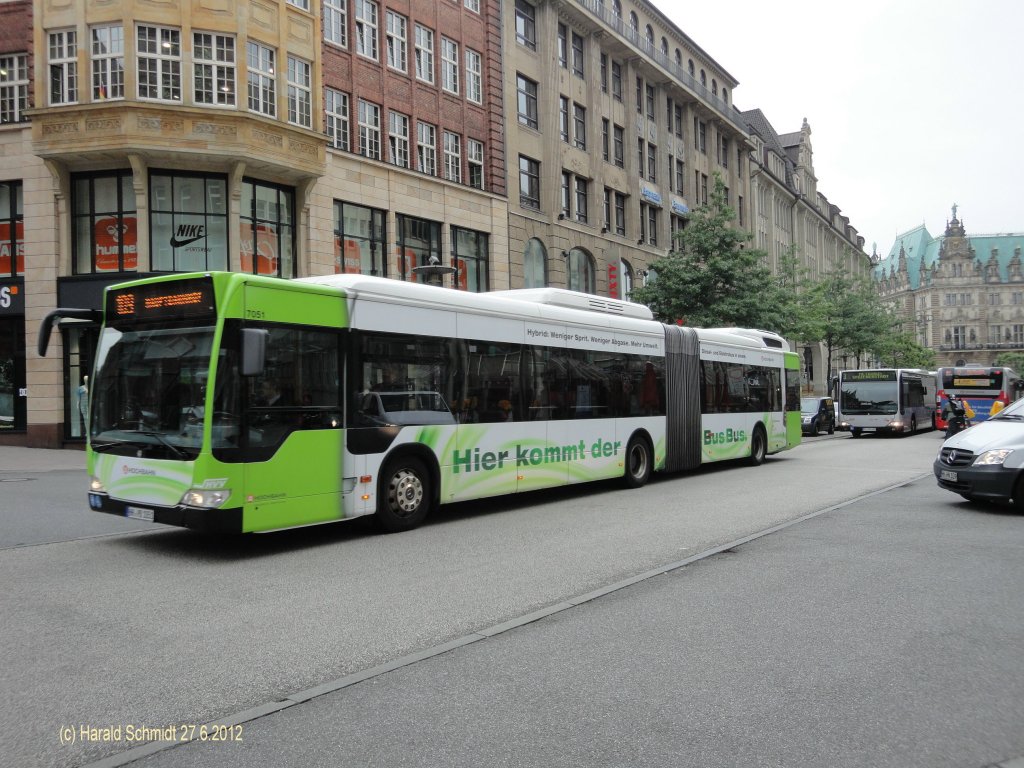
left=170, top=224, right=207, bottom=249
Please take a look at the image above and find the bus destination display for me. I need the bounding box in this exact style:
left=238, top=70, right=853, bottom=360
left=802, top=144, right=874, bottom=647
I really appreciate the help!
left=842, top=370, right=896, bottom=382
left=107, top=277, right=215, bottom=325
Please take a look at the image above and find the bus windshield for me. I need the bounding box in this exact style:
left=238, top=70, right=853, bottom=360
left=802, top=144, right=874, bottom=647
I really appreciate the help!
left=89, top=325, right=215, bottom=460
left=840, top=380, right=898, bottom=415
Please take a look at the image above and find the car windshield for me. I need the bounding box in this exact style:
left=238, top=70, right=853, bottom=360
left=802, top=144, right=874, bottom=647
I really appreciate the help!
left=800, top=397, right=822, bottom=414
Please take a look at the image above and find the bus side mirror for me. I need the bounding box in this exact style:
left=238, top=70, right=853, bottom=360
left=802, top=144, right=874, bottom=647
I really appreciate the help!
left=240, top=328, right=268, bottom=376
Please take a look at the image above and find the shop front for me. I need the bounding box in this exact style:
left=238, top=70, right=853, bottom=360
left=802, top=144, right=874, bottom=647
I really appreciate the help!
left=0, top=277, right=26, bottom=435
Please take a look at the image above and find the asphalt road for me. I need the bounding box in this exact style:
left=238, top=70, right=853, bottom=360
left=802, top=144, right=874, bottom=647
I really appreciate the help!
left=3, top=431, right=1023, bottom=767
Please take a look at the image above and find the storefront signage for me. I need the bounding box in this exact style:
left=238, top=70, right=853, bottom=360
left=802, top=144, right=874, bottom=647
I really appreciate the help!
left=670, top=198, right=690, bottom=215
left=0, top=277, right=24, bottom=316
left=639, top=184, right=662, bottom=206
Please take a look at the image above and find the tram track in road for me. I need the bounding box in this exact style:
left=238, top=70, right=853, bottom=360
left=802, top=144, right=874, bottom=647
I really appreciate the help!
left=77, top=471, right=934, bottom=768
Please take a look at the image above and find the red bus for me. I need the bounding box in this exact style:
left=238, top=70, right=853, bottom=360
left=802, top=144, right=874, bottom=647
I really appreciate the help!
left=935, top=366, right=1023, bottom=429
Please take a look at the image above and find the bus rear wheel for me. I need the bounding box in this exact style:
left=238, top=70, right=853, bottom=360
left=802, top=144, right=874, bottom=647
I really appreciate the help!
left=623, top=436, right=652, bottom=488
left=377, top=455, right=430, bottom=533
left=747, top=426, right=767, bottom=466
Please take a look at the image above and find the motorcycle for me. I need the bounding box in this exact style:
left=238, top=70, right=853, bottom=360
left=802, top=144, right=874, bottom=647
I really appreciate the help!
left=944, top=400, right=970, bottom=438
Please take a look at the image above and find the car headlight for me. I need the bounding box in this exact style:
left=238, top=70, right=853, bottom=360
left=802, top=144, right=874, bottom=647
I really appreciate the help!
left=974, top=449, right=1013, bottom=466
left=180, top=489, right=232, bottom=508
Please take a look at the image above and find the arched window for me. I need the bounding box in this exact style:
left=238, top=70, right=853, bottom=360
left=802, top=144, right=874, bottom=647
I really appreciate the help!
left=612, top=0, right=621, bottom=19
left=620, top=258, right=634, bottom=300
left=712, top=79, right=717, bottom=96
left=567, top=248, right=595, bottom=293
left=645, top=26, right=654, bottom=48
left=660, top=37, right=668, bottom=57
left=700, top=70, right=706, bottom=88
left=674, top=49, right=682, bottom=67
left=688, top=60, right=695, bottom=78
left=523, top=237, right=547, bottom=288
left=721, top=88, right=728, bottom=104
left=629, top=12, right=638, bottom=33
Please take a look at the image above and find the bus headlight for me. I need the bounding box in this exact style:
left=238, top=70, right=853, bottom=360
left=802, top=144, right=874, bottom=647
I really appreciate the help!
left=181, top=489, right=232, bottom=508
left=974, top=449, right=1013, bottom=466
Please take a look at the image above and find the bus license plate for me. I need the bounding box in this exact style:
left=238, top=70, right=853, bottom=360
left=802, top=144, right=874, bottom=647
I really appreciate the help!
left=125, top=506, right=155, bottom=522
left=940, top=470, right=958, bottom=482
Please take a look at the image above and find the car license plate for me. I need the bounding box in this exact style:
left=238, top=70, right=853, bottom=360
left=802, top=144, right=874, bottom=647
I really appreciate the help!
left=940, top=470, right=958, bottom=482
left=125, top=506, right=155, bottom=522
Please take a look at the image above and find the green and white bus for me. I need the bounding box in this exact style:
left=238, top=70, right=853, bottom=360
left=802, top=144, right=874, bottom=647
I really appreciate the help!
left=39, top=272, right=801, bottom=534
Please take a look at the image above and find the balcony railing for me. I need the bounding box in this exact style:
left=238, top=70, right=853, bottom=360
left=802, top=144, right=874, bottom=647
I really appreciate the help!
left=574, top=0, right=748, bottom=133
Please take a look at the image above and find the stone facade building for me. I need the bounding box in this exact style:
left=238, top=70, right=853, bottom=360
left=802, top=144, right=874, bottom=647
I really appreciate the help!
left=742, top=111, right=869, bottom=391
left=874, top=207, right=1024, bottom=368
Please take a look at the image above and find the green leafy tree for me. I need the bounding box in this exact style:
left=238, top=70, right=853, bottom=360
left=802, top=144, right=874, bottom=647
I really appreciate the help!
left=873, top=331, right=936, bottom=369
left=994, top=352, right=1024, bottom=373
left=810, top=270, right=891, bottom=376
left=631, top=175, right=780, bottom=330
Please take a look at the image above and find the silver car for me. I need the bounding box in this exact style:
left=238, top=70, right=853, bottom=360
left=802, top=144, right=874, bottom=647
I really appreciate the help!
left=934, top=396, right=1024, bottom=507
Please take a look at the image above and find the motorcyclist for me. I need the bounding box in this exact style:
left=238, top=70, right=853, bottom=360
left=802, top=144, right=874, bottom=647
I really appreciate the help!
left=944, top=395, right=968, bottom=438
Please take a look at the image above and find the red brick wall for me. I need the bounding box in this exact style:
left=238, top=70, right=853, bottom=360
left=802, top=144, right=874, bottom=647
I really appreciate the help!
left=321, top=0, right=505, bottom=197
left=0, top=1, right=33, bottom=105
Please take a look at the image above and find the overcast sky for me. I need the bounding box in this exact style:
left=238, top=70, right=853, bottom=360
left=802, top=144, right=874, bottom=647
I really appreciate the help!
left=660, top=0, right=1022, bottom=256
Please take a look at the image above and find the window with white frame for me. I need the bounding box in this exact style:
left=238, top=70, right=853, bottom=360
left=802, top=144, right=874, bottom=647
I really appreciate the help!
left=441, top=38, right=459, bottom=94
left=389, top=111, right=410, bottom=168
left=324, top=0, right=348, bottom=47
left=465, top=49, right=482, bottom=104
left=357, top=98, right=381, bottom=159
left=287, top=0, right=310, bottom=9
left=386, top=11, right=407, bottom=71
left=246, top=41, right=276, bottom=116
left=91, top=26, right=124, bottom=101
left=137, top=25, right=181, bottom=101
left=467, top=138, right=484, bottom=189
left=48, top=30, right=78, bottom=105
left=464, top=0, right=480, bottom=12
left=443, top=131, right=461, bottom=183
left=417, top=122, right=436, bottom=176
left=325, top=88, right=350, bottom=150
left=355, top=0, right=379, bottom=60
left=414, top=24, right=434, bottom=83
left=193, top=32, right=234, bottom=106
left=287, top=55, right=311, bottom=127
left=0, top=54, right=29, bottom=122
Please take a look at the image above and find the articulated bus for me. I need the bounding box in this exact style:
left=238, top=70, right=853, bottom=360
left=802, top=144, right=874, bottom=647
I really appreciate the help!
left=935, top=365, right=1022, bottom=430
left=838, top=368, right=937, bottom=437
left=39, top=272, right=801, bottom=534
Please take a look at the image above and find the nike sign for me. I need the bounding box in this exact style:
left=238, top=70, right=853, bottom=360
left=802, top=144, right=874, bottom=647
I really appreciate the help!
left=170, top=234, right=206, bottom=248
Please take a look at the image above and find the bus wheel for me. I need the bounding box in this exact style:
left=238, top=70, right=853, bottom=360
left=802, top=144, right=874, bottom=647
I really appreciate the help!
left=851, top=429, right=862, bottom=438
left=747, top=426, right=767, bottom=466
left=623, top=436, right=652, bottom=488
left=377, top=456, right=430, bottom=533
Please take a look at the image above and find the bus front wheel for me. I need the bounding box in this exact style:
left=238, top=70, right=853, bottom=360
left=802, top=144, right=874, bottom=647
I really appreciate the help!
left=623, top=436, right=652, bottom=488
left=377, top=455, right=430, bottom=533
left=747, top=426, right=767, bottom=466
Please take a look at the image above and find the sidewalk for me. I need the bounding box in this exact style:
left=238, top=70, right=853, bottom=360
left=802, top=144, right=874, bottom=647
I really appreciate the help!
left=0, top=445, right=86, bottom=473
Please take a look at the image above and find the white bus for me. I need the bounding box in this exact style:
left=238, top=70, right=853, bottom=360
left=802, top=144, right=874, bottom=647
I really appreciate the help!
left=838, top=368, right=937, bottom=437
left=40, top=272, right=802, bottom=534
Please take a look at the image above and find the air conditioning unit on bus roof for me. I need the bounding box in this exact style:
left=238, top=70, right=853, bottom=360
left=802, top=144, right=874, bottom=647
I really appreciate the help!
left=494, top=288, right=654, bottom=321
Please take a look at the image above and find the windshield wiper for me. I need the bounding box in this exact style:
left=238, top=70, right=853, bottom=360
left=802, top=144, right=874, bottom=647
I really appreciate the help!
left=140, top=431, right=188, bottom=459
